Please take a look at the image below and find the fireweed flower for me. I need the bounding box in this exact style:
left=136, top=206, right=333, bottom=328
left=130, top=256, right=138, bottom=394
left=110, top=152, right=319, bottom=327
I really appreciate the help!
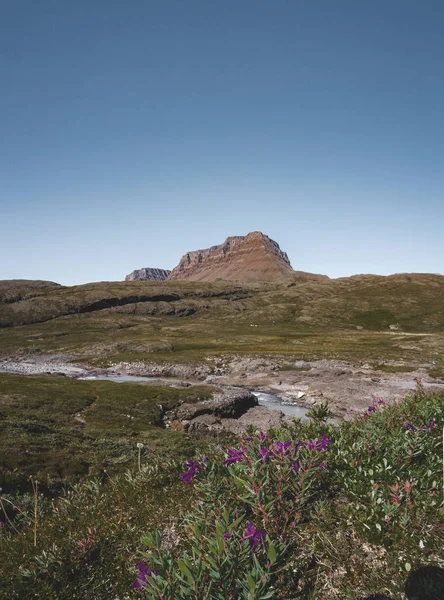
left=242, top=522, right=266, bottom=550
left=224, top=447, right=246, bottom=466
left=317, top=434, right=332, bottom=451
left=223, top=531, right=233, bottom=538
left=259, top=447, right=272, bottom=460
left=132, top=562, right=159, bottom=589
left=275, top=441, right=292, bottom=455
left=404, top=422, right=416, bottom=432
left=180, top=460, right=201, bottom=484
left=259, top=431, right=267, bottom=441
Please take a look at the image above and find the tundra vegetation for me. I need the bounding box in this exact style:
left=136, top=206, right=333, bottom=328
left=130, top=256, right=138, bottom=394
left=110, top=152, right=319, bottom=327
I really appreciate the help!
left=0, top=382, right=443, bottom=599
left=0, top=277, right=444, bottom=598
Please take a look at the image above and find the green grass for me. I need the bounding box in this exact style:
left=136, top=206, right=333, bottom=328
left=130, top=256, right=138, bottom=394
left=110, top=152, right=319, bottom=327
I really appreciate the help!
left=428, top=366, right=444, bottom=380
left=278, top=364, right=311, bottom=372
left=373, top=363, right=417, bottom=373
left=0, top=373, right=215, bottom=489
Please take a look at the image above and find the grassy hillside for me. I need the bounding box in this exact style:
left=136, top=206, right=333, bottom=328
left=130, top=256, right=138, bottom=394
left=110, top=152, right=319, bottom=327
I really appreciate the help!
left=1, top=275, right=444, bottom=368
left=0, top=279, right=61, bottom=303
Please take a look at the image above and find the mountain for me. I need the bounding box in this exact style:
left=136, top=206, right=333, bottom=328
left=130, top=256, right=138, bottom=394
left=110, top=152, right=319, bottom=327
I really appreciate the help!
left=168, top=231, right=296, bottom=282
left=125, top=268, right=171, bottom=282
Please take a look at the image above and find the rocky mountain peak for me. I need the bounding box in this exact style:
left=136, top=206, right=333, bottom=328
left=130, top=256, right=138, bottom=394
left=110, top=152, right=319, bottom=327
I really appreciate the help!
left=168, top=231, right=294, bottom=282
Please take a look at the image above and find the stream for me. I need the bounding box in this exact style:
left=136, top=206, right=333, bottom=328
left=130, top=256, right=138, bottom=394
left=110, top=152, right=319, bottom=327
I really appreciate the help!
left=78, top=374, right=311, bottom=419
left=0, top=366, right=310, bottom=419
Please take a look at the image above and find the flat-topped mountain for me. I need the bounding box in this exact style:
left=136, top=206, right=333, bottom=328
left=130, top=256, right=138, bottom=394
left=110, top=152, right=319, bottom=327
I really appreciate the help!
left=168, top=231, right=295, bottom=282
left=125, top=268, right=171, bottom=282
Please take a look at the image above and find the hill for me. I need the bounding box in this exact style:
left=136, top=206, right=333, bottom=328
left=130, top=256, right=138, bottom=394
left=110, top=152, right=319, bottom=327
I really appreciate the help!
left=1, top=273, right=444, bottom=370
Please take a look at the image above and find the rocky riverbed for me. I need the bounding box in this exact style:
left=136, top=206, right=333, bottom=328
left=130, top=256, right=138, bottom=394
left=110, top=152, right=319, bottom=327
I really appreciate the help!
left=2, top=354, right=444, bottom=427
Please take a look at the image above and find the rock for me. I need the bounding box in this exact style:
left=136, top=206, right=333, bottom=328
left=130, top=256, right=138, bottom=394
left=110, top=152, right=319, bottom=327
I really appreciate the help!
left=125, top=268, right=171, bottom=281
left=171, top=386, right=291, bottom=439
left=185, top=405, right=289, bottom=438
left=168, top=231, right=295, bottom=283
left=171, top=388, right=258, bottom=421
left=238, top=405, right=288, bottom=429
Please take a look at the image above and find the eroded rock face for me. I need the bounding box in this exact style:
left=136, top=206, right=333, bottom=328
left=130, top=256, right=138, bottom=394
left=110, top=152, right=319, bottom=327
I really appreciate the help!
left=169, top=388, right=258, bottom=422
left=125, top=268, right=171, bottom=281
left=168, top=231, right=294, bottom=283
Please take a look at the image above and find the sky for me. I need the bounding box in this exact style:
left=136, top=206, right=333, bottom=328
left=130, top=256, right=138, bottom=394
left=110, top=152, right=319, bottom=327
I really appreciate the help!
left=1, top=0, right=443, bottom=285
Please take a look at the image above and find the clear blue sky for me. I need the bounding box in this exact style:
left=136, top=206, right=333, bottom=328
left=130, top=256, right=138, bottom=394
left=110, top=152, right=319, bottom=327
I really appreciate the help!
left=1, top=0, right=443, bottom=285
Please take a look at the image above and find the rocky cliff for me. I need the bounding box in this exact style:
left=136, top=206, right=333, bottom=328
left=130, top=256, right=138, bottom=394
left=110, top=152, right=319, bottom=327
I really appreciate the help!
left=168, top=231, right=295, bottom=282
left=125, top=268, right=171, bottom=282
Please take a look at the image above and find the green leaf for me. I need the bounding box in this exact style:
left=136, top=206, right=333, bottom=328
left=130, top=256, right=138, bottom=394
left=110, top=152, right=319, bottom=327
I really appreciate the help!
left=267, top=541, right=277, bottom=564
left=178, top=559, right=194, bottom=584
left=246, top=573, right=256, bottom=591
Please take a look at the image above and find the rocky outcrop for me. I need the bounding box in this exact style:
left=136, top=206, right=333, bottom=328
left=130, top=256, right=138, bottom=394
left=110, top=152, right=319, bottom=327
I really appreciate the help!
left=166, top=386, right=291, bottom=438
left=125, top=268, right=171, bottom=282
left=170, top=388, right=258, bottom=422
left=185, top=405, right=289, bottom=438
left=168, top=231, right=295, bottom=283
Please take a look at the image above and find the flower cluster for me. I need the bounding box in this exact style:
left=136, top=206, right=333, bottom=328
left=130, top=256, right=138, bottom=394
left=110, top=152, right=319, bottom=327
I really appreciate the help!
left=224, top=434, right=332, bottom=470
left=404, top=418, right=436, bottom=433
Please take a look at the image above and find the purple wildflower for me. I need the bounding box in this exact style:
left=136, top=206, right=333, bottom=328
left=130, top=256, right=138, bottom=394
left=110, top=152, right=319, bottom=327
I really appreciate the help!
left=223, top=531, right=233, bottom=538
left=224, top=447, right=245, bottom=467
left=245, top=436, right=253, bottom=442
left=292, top=461, right=300, bottom=472
left=242, top=522, right=266, bottom=550
left=404, top=422, right=416, bottom=432
left=132, top=562, right=159, bottom=589
left=317, top=434, right=333, bottom=451
left=275, top=441, right=292, bottom=455
left=367, top=406, right=376, bottom=413
left=320, top=462, right=327, bottom=470
left=425, top=418, right=436, bottom=430
left=259, top=431, right=267, bottom=441
left=259, top=447, right=272, bottom=460
left=180, top=460, right=201, bottom=484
